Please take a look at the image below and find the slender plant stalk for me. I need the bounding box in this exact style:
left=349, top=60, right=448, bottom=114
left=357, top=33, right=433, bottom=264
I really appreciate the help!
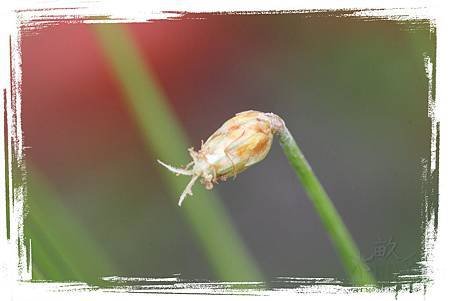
left=93, top=25, right=263, bottom=282
left=279, top=126, right=376, bottom=286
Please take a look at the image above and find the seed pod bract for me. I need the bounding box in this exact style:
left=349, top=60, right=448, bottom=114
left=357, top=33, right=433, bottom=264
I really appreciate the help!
left=158, top=110, right=285, bottom=206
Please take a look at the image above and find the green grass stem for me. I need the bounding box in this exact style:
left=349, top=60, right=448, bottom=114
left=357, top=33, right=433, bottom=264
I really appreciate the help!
left=279, top=126, right=376, bottom=286
left=93, top=24, right=263, bottom=282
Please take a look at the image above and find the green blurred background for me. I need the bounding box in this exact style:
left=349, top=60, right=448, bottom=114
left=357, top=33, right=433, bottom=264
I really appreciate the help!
left=19, top=13, right=435, bottom=285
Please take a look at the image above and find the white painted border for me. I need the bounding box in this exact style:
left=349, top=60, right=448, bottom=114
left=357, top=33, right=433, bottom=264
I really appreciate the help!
left=0, top=1, right=448, bottom=300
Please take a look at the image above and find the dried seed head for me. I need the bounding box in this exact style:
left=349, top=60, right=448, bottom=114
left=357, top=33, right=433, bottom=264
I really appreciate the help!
left=158, top=110, right=285, bottom=206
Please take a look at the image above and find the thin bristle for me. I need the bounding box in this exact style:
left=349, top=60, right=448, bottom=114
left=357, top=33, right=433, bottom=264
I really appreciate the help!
left=178, top=175, right=199, bottom=206
left=157, top=160, right=193, bottom=176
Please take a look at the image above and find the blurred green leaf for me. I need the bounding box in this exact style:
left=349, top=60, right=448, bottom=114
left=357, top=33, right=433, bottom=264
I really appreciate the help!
left=93, top=24, right=263, bottom=282
left=26, top=167, right=116, bottom=283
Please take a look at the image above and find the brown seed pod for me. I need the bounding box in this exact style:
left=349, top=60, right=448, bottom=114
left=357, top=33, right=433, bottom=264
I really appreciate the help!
left=158, top=110, right=285, bottom=206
